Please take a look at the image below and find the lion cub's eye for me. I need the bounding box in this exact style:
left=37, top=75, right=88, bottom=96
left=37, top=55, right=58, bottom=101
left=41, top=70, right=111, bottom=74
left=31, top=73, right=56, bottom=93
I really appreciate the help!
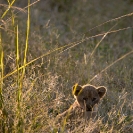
left=83, top=98, right=88, bottom=101
left=92, top=98, right=97, bottom=102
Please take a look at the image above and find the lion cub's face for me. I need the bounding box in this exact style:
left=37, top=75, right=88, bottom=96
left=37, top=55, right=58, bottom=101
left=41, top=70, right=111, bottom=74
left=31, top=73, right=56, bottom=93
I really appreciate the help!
left=73, top=84, right=107, bottom=112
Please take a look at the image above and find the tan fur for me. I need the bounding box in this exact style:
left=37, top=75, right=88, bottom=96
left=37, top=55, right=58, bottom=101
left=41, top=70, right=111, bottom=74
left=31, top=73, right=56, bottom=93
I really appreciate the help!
left=57, top=84, right=107, bottom=121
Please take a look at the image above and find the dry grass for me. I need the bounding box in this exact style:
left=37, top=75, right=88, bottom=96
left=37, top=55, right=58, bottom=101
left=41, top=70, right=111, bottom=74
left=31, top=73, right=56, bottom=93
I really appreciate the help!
left=0, top=0, right=133, bottom=133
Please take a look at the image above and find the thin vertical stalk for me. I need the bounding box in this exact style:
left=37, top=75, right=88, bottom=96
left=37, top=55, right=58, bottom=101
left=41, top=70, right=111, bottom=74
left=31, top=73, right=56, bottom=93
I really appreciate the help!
left=22, top=0, right=30, bottom=77
left=16, top=24, right=21, bottom=114
left=15, top=24, right=23, bottom=133
left=0, top=32, right=4, bottom=132
left=0, top=32, right=3, bottom=112
left=0, top=32, right=7, bottom=133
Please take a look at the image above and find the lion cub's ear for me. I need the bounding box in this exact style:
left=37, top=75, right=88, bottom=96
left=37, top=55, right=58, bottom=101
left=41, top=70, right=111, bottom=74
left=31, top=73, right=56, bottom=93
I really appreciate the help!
left=97, top=86, right=107, bottom=98
left=72, top=84, right=82, bottom=96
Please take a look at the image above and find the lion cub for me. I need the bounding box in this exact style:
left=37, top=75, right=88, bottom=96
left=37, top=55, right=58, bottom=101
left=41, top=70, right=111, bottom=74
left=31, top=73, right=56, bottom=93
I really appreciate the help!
left=57, top=84, right=107, bottom=121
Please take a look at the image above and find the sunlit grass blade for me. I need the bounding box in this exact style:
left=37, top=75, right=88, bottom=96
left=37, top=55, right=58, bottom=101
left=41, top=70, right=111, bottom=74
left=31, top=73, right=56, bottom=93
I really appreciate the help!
left=1, top=0, right=16, bottom=19
left=15, top=23, right=23, bottom=133
left=22, top=0, right=30, bottom=78
left=0, top=32, right=3, bottom=110
left=0, top=29, right=8, bottom=133
left=89, top=50, right=133, bottom=82
left=90, top=23, right=118, bottom=58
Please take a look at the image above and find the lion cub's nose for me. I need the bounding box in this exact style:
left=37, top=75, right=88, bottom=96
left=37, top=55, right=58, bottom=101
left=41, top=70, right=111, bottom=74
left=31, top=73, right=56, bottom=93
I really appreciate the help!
left=86, top=106, right=92, bottom=111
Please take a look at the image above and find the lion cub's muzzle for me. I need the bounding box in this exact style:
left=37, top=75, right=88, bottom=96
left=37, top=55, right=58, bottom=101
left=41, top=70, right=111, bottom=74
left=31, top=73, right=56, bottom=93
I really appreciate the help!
left=86, top=105, right=92, bottom=111
left=84, top=100, right=93, bottom=111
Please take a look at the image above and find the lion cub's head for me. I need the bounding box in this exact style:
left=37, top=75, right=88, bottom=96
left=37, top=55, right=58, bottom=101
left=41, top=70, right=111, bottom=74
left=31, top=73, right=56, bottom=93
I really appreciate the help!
left=72, top=84, right=107, bottom=112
